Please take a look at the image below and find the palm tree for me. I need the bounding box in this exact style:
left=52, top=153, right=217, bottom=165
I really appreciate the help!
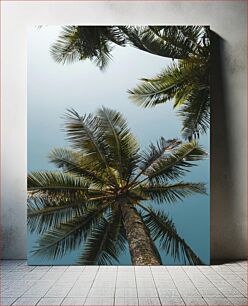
left=28, top=107, right=207, bottom=265
left=51, top=26, right=210, bottom=140
left=50, top=26, right=126, bottom=70
left=128, top=26, right=210, bottom=140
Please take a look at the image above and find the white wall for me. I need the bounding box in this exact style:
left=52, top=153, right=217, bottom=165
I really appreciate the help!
left=1, top=1, right=247, bottom=261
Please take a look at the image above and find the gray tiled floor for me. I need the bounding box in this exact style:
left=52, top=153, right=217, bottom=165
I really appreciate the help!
left=0, top=260, right=247, bottom=305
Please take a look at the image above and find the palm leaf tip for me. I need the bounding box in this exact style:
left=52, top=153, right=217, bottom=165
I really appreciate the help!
left=138, top=138, right=181, bottom=173
left=139, top=182, right=207, bottom=205
left=143, top=208, right=204, bottom=265
left=144, top=141, right=207, bottom=184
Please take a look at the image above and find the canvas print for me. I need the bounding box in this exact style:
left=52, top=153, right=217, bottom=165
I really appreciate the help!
left=28, top=26, right=210, bottom=265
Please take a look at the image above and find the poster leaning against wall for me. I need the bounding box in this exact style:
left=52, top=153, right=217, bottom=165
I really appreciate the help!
left=27, top=26, right=210, bottom=265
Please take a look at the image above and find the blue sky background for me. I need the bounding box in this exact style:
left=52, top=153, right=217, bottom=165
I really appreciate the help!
left=28, top=26, right=210, bottom=265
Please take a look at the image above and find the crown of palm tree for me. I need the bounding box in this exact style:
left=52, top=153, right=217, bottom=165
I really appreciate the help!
left=28, top=107, right=207, bottom=265
left=50, top=26, right=126, bottom=70
left=128, top=26, right=210, bottom=140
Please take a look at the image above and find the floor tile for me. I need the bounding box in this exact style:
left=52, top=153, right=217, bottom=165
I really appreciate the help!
left=12, top=297, right=40, bottom=305
left=138, top=297, right=161, bottom=305
left=67, top=285, right=91, bottom=297
left=197, top=287, right=224, bottom=297
left=116, top=279, right=136, bottom=287
left=45, top=285, right=72, bottom=297
left=4, top=272, right=27, bottom=280
left=92, top=280, right=116, bottom=288
left=204, top=297, right=233, bottom=305
left=2, top=289, right=29, bottom=298
left=137, top=287, right=158, bottom=297
left=178, top=289, right=201, bottom=297
left=160, top=297, right=185, bottom=305
left=32, top=266, right=51, bottom=272
left=115, top=297, right=138, bottom=305
left=136, top=278, right=155, bottom=287
left=115, top=287, right=137, bottom=298
left=40, top=272, right=63, bottom=281
left=0, top=297, right=18, bottom=305
left=228, top=297, right=248, bottom=305
left=218, top=286, right=244, bottom=297
left=22, top=284, right=52, bottom=297
left=88, top=287, right=115, bottom=298
left=49, top=266, right=68, bottom=272
left=157, top=288, right=181, bottom=297
left=37, top=297, right=64, bottom=305
left=84, top=297, right=114, bottom=305
left=61, top=297, right=86, bottom=305
left=66, top=266, right=85, bottom=272
left=182, top=297, right=207, bottom=305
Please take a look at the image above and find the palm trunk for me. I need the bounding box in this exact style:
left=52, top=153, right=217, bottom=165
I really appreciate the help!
left=121, top=202, right=161, bottom=265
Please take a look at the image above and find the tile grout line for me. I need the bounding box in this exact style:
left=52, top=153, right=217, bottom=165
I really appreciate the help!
left=166, top=266, right=186, bottom=306
left=18, top=266, right=54, bottom=299
left=134, top=266, right=139, bottom=305
left=83, top=266, right=100, bottom=306
left=10, top=264, right=83, bottom=306
left=196, top=266, right=231, bottom=305
left=113, top=266, right=118, bottom=306
left=182, top=266, right=209, bottom=304
left=60, top=265, right=86, bottom=305
left=213, top=266, right=247, bottom=298
left=150, top=266, right=162, bottom=306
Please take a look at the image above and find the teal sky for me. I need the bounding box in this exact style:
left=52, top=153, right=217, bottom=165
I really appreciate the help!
left=27, top=26, right=210, bottom=265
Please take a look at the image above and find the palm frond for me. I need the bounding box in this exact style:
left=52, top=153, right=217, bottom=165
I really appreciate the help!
left=92, top=45, right=112, bottom=71
left=27, top=171, right=92, bottom=197
left=50, top=26, right=126, bottom=70
left=64, top=109, right=106, bottom=161
left=148, top=26, right=205, bottom=58
left=97, top=106, right=139, bottom=181
left=128, top=79, right=177, bottom=108
left=104, top=26, right=126, bottom=46
left=77, top=208, right=126, bottom=265
left=27, top=197, right=86, bottom=234
left=128, top=59, right=208, bottom=108
left=142, top=207, right=203, bottom=265
left=179, top=87, right=210, bottom=140
left=64, top=108, right=118, bottom=186
left=50, top=26, right=81, bottom=64
left=138, top=182, right=206, bottom=204
left=76, top=26, right=125, bottom=70
left=121, top=26, right=201, bottom=59
left=145, top=141, right=207, bottom=184
left=28, top=171, right=89, bottom=189
left=136, top=138, right=181, bottom=179
left=31, top=203, right=110, bottom=259
left=48, top=147, right=106, bottom=186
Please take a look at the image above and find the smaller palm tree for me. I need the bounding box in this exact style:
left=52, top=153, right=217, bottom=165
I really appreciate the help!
left=128, top=26, right=210, bottom=140
left=50, top=26, right=126, bottom=70
left=28, top=107, right=207, bottom=265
